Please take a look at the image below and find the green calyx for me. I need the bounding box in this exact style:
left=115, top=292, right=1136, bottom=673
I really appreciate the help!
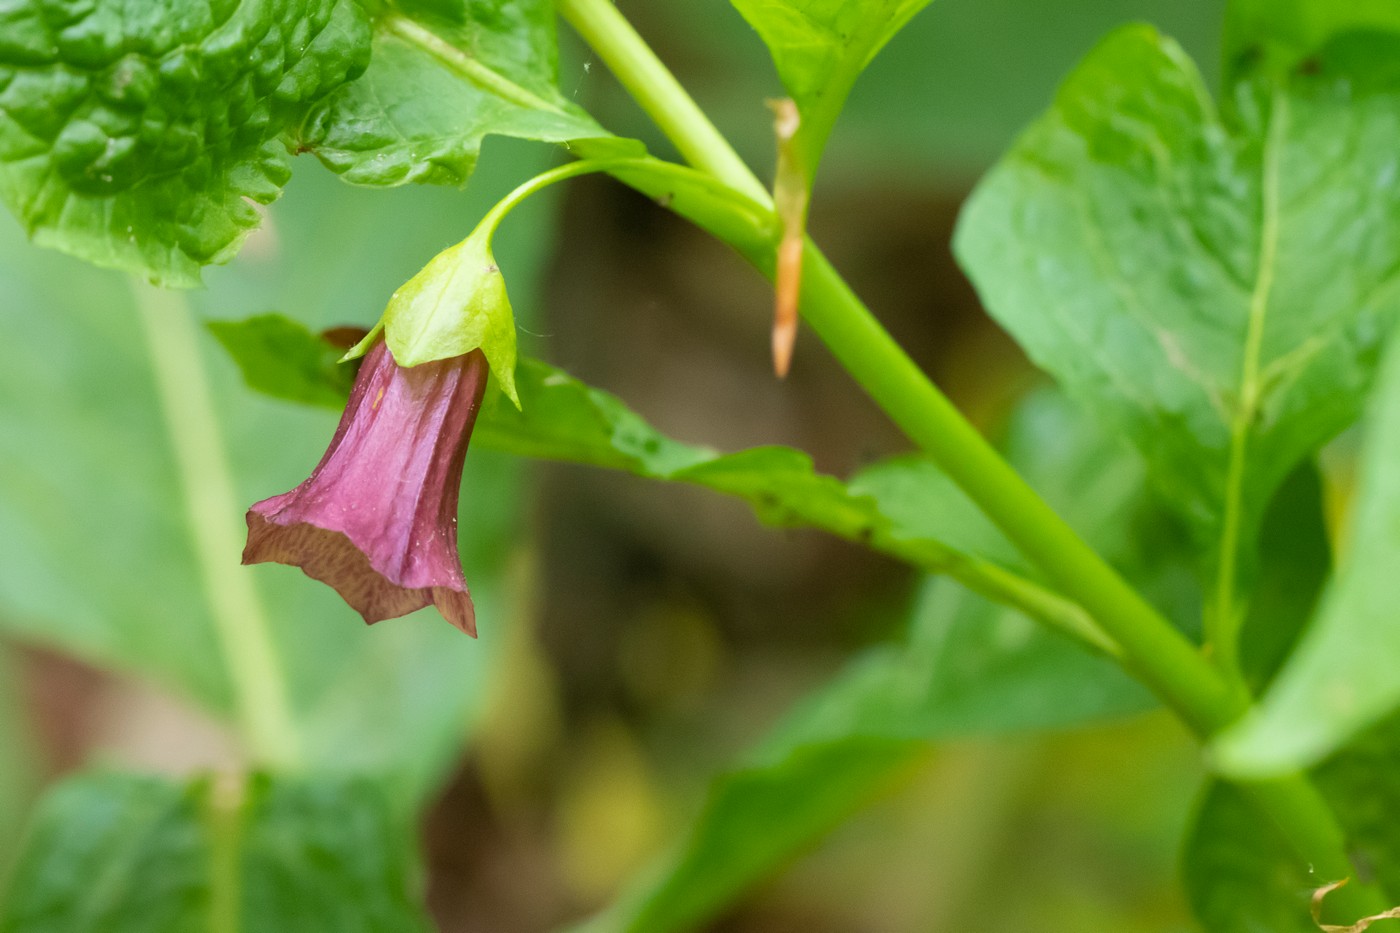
left=350, top=226, right=520, bottom=408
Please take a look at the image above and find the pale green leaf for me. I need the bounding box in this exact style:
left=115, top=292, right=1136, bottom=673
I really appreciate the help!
left=299, top=5, right=607, bottom=187
left=730, top=0, right=933, bottom=168
left=0, top=0, right=371, bottom=285
left=955, top=25, right=1400, bottom=601
left=0, top=771, right=430, bottom=932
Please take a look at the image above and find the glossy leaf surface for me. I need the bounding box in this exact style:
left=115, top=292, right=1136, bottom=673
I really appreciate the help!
left=0, top=0, right=371, bottom=285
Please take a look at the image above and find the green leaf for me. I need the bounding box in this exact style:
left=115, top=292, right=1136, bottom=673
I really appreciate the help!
left=299, top=6, right=607, bottom=187
left=729, top=0, right=933, bottom=169
left=0, top=771, right=430, bottom=932
left=1217, top=335, right=1400, bottom=775
left=572, top=390, right=1177, bottom=933
left=0, top=0, right=371, bottom=285
left=1235, top=461, right=1330, bottom=695
left=1185, top=718, right=1400, bottom=931
left=207, top=314, right=357, bottom=410
left=954, top=26, right=1400, bottom=628
left=477, top=360, right=1039, bottom=604
left=1223, top=0, right=1400, bottom=78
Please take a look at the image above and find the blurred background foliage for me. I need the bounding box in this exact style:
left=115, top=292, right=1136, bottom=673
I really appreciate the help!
left=0, top=0, right=1231, bottom=929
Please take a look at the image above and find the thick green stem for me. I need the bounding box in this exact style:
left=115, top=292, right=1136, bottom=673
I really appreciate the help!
left=797, top=249, right=1240, bottom=732
left=132, top=283, right=301, bottom=770
left=554, top=0, right=1389, bottom=916
left=556, top=0, right=771, bottom=206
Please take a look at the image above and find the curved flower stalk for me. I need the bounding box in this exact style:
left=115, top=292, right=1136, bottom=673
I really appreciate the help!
left=243, top=341, right=488, bottom=635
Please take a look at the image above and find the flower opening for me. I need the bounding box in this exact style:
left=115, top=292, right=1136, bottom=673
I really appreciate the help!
left=243, top=341, right=488, bottom=635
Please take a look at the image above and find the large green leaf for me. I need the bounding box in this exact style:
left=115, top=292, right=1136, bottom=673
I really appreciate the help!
left=0, top=0, right=371, bottom=285
left=729, top=0, right=932, bottom=170
left=570, top=390, right=1186, bottom=933
left=0, top=154, right=557, bottom=804
left=1217, top=336, right=1400, bottom=775
left=955, top=26, right=1400, bottom=637
left=0, top=770, right=429, bottom=932
left=299, top=2, right=606, bottom=186
left=1185, top=718, right=1400, bottom=931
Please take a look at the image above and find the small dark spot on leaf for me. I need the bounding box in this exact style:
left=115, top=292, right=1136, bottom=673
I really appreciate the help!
left=655, top=192, right=674, bottom=208
left=1298, top=56, right=1322, bottom=76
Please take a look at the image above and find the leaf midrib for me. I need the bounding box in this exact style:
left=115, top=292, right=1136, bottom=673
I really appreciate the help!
left=381, top=14, right=569, bottom=117
left=1212, top=83, right=1287, bottom=667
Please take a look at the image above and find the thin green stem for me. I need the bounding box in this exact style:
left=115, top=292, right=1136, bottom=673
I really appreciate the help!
left=205, top=772, right=248, bottom=933
left=478, top=156, right=756, bottom=238
left=131, top=282, right=301, bottom=770
left=555, top=0, right=771, bottom=206
left=555, top=0, right=1389, bottom=915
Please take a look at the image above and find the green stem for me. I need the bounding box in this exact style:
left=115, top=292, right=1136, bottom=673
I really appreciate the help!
left=476, top=163, right=1112, bottom=656
left=477, top=156, right=764, bottom=241
left=557, top=0, right=1220, bottom=734
left=926, top=552, right=1118, bottom=657
left=554, top=0, right=1389, bottom=916
left=555, top=0, right=771, bottom=205
left=131, top=282, right=301, bottom=770
left=205, top=772, right=248, bottom=933
left=797, top=248, right=1240, bottom=731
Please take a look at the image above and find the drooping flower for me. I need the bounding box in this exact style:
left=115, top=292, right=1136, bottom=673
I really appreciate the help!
left=243, top=341, right=488, bottom=635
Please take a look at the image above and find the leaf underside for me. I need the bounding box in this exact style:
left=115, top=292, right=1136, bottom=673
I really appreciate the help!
left=297, top=3, right=606, bottom=187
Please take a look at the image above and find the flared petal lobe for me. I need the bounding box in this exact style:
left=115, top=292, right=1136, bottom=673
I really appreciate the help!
left=243, top=342, right=489, bottom=635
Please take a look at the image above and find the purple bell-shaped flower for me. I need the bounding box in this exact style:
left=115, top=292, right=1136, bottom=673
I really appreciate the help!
left=243, top=341, right=488, bottom=635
